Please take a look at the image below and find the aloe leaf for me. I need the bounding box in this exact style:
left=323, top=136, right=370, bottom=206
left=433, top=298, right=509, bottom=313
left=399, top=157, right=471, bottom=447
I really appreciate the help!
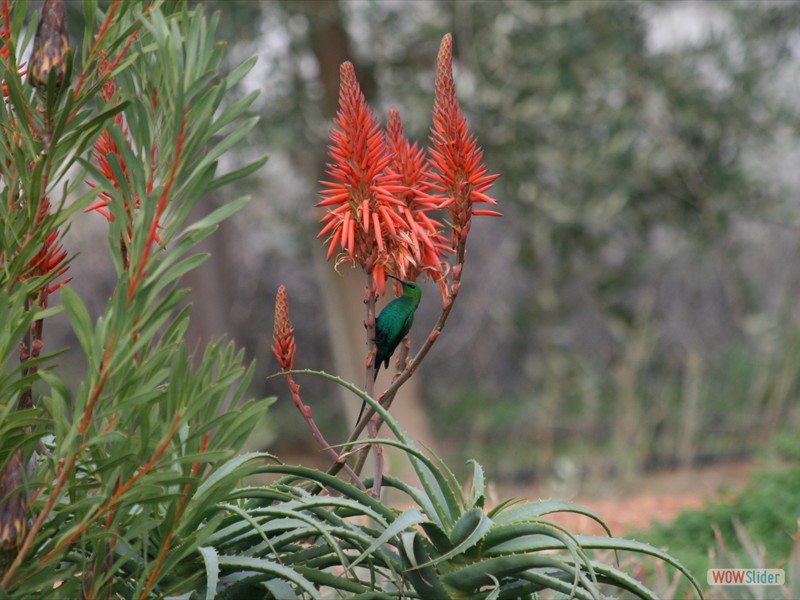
left=575, top=534, right=703, bottom=597
left=410, top=508, right=495, bottom=572
left=491, top=499, right=613, bottom=537
left=216, top=555, right=321, bottom=599
left=484, top=521, right=587, bottom=554
left=441, top=554, right=598, bottom=598
left=401, top=531, right=451, bottom=600
left=347, top=508, right=427, bottom=572
left=198, top=546, right=219, bottom=600
left=379, top=474, right=440, bottom=521
left=193, top=452, right=274, bottom=508
left=467, top=459, right=486, bottom=509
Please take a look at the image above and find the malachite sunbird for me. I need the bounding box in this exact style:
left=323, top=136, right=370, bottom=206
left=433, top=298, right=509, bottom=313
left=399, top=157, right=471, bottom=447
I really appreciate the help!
left=356, top=274, right=421, bottom=424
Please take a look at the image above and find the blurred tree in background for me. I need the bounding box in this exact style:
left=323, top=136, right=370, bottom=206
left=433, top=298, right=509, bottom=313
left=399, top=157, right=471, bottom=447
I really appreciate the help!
left=57, top=0, right=800, bottom=490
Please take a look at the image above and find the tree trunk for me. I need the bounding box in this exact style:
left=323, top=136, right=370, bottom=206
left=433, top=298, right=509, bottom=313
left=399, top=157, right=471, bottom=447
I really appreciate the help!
left=301, top=0, right=437, bottom=461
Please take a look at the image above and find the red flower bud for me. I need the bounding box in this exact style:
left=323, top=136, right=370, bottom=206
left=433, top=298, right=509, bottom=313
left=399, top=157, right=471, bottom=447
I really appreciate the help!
left=272, top=285, right=296, bottom=372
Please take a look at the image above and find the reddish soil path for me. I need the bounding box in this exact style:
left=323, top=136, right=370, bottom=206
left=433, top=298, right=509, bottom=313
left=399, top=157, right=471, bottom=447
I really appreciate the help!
left=501, top=460, right=758, bottom=536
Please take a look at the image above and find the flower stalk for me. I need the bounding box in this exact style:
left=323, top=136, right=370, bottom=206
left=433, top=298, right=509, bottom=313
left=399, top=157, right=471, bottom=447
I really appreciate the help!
left=310, top=33, right=500, bottom=482
left=272, top=286, right=364, bottom=490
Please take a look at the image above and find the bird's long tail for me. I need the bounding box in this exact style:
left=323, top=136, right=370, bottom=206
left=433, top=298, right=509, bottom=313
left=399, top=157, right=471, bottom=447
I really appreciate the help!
left=355, top=364, right=380, bottom=426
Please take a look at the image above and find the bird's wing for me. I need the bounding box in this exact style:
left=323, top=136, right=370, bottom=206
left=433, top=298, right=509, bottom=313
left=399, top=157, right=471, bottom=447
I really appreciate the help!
left=374, top=319, right=390, bottom=369
left=374, top=322, right=388, bottom=348
left=399, top=310, right=415, bottom=340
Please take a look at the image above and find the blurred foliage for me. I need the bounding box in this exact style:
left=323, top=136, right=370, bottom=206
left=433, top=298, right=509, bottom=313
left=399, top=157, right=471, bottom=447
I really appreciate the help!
left=149, top=1, right=800, bottom=482
left=639, top=453, right=800, bottom=597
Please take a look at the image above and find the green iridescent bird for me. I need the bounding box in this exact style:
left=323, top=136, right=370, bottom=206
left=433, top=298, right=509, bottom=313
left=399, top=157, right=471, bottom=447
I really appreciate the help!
left=356, top=274, right=421, bottom=424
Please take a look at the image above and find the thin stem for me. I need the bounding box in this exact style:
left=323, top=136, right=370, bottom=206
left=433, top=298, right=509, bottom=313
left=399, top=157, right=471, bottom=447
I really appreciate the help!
left=40, top=413, right=183, bottom=565
left=1, top=449, right=79, bottom=586
left=365, top=273, right=376, bottom=399
left=285, top=372, right=365, bottom=491
left=139, top=432, right=210, bottom=599
left=361, top=270, right=385, bottom=497
left=334, top=241, right=466, bottom=481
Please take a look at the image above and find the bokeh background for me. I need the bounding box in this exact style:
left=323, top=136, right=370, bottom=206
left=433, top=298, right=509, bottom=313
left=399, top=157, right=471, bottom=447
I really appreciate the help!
left=54, top=1, right=800, bottom=506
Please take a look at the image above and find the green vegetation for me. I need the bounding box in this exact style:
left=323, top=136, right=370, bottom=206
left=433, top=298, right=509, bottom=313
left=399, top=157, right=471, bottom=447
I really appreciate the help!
left=635, top=445, right=800, bottom=597
left=0, top=2, right=702, bottom=597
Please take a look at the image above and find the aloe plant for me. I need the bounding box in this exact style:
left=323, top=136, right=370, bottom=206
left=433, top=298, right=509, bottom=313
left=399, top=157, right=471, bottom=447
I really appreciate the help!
left=177, top=373, right=702, bottom=599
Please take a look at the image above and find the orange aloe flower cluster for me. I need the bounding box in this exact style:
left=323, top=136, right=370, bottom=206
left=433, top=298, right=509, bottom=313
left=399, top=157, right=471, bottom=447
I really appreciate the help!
left=317, top=62, right=408, bottom=294
left=318, top=34, right=499, bottom=298
left=385, top=108, right=451, bottom=297
left=429, top=34, right=501, bottom=249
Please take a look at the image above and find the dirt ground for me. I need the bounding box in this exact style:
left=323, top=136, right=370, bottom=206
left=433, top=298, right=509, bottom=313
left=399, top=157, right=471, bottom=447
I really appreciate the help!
left=501, top=460, right=758, bottom=536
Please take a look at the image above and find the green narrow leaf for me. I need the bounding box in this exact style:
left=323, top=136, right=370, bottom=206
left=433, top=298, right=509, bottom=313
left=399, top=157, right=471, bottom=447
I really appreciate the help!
left=205, top=154, right=268, bottom=193
left=183, top=196, right=250, bottom=235
left=208, top=88, right=260, bottom=137
left=59, top=285, right=95, bottom=362
left=574, top=534, right=703, bottom=597
left=401, top=531, right=451, bottom=600
left=346, top=436, right=460, bottom=530
left=450, top=507, right=492, bottom=548
left=346, top=508, right=427, bottom=572
left=194, top=452, right=273, bottom=502
left=467, top=459, right=485, bottom=509
left=149, top=252, right=209, bottom=289
left=199, top=546, right=219, bottom=600
left=492, top=499, right=613, bottom=537
left=581, top=559, right=663, bottom=600
left=216, top=555, right=321, bottom=600
left=225, top=56, right=258, bottom=90
left=198, top=115, right=260, bottom=168
left=413, top=508, right=493, bottom=571
left=441, top=554, right=595, bottom=597
left=263, top=579, right=299, bottom=600
left=378, top=475, right=439, bottom=524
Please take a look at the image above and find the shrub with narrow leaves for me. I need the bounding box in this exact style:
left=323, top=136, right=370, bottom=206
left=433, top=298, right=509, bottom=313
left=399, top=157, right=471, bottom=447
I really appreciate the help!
left=0, top=2, right=267, bottom=596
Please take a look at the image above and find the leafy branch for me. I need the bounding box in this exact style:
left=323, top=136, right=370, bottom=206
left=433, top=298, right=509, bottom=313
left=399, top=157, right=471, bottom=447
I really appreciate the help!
left=0, top=2, right=269, bottom=597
